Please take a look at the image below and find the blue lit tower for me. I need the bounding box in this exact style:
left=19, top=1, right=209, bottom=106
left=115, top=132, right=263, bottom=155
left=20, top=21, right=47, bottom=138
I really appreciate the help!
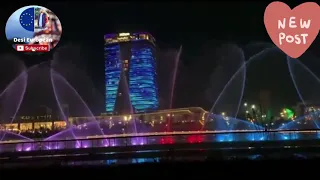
left=104, top=32, right=159, bottom=115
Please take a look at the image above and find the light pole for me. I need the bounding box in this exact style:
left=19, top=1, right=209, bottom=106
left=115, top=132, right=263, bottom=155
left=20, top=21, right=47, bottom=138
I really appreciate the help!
left=244, top=102, right=252, bottom=121
left=251, top=104, right=256, bottom=120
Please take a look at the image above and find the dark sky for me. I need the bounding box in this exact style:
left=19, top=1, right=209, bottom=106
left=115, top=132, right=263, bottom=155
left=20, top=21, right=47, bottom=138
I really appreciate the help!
left=0, top=2, right=320, bottom=114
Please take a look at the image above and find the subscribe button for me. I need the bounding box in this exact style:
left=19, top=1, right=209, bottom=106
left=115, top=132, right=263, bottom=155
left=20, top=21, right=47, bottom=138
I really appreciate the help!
left=15, top=44, right=49, bottom=52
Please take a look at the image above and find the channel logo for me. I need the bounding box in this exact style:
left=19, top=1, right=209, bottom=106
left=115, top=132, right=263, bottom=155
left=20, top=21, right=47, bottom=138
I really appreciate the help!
left=15, top=44, right=49, bottom=52
left=16, top=45, right=24, bottom=51
left=5, top=5, right=62, bottom=53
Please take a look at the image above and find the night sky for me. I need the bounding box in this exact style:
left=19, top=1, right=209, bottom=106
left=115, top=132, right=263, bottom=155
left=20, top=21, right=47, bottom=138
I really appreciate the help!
left=0, top=2, right=320, bottom=114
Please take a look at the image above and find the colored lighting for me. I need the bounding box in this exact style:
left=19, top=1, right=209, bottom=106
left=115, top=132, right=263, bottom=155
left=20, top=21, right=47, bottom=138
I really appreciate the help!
left=104, top=32, right=159, bottom=114
left=284, top=108, right=294, bottom=119
left=105, top=44, right=121, bottom=113
left=160, top=136, right=174, bottom=144
left=129, top=45, right=159, bottom=113
left=2, top=130, right=318, bottom=153
left=187, top=135, right=204, bottom=143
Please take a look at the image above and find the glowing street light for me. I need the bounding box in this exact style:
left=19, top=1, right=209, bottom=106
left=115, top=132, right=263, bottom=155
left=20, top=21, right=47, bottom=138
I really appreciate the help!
left=251, top=105, right=256, bottom=109
left=221, top=112, right=226, bottom=116
left=244, top=103, right=247, bottom=107
left=280, top=112, right=284, bottom=118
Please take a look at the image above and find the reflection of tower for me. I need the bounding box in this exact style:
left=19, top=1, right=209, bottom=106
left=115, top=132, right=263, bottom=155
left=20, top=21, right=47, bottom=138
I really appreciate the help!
left=104, top=32, right=159, bottom=115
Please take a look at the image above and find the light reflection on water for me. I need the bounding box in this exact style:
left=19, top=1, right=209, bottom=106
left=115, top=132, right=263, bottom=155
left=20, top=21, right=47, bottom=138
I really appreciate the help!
left=1, top=131, right=320, bottom=153
left=64, top=158, right=161, bottom=166
left=106, top=158, right=160, bottom=165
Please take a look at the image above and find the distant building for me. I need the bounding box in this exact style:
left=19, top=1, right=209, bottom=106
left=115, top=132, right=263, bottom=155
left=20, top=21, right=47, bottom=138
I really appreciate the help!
left=0, top=106, right=65, bottom=131
left=0, top=107, right=207, bottom=132
left=294, top=102, right=320, bottom=117
left=104, top=32, right=159, bottom=115
left=69, top=107, right=207, bottom=127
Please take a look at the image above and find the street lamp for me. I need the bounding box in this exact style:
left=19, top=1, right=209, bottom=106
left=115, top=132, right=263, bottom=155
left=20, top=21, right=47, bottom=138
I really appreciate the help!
left=251, top=104, right=256, bottom=109
left=244, top=103, right=247, bottom=107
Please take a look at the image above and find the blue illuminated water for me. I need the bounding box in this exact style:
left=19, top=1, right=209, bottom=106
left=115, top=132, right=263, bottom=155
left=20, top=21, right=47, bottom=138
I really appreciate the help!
left=205, top=43, right=320, bottom=140
left=205, top=46, right=279, bottom=129
left=287, top=56, right=320, bottom=129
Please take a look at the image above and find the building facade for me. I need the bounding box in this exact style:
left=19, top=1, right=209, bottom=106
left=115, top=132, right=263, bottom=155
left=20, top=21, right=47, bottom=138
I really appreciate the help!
left=104, top=32, right=159, bottom=115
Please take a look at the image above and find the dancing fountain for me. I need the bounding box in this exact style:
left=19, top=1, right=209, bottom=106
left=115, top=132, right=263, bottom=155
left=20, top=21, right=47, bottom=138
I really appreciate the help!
left=204, top=43, right=320, bottom=141
left=0, top=43, right=320, bottom=153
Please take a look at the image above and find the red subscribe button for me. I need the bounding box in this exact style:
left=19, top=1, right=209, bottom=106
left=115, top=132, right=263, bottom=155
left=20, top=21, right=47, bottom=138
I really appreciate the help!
left=16, top=44, right=49, bottom=52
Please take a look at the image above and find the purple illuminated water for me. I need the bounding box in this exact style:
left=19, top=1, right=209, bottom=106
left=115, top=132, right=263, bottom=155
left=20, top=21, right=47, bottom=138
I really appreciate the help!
left=120, top=71, right=138, bottom=134
left=1, top=44, right=319, bottom=146
left=118, top=66, right=149, bottom=144
left=0, top=72, right=28, bottom=141
left=0, top=130, right=33, bottom=141
left=44, top=121, right=103, bottom=140
left=130, top=137, right=147, bottom=145
left=0, top=55, right=28, bottom=141
left=51, top=57, right=105, bottom=115
left=0, top=60, right=107, bottom=142
left=45, top=70, right=104, bottom=140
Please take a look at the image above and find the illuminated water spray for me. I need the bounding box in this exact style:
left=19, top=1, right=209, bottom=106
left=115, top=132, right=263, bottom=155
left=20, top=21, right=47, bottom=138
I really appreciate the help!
left=204, top=46, right=284, bottom=132
left=167, top=46, right=182, bottom=132
left=45, top=69, right=105, bottom=141
left=287, top=56, right=320, bottom=129
left=0, top=71, right=27, bottom=141
left=169, top=45, right=182, bottom=109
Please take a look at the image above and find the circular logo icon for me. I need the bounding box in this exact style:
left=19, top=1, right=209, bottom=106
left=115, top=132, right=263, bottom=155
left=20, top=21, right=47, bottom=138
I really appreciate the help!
left=5, top=5, right=62, bottom=53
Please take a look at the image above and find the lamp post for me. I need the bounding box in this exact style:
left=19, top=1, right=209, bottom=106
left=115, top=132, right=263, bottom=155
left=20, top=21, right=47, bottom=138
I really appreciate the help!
left=243, top=103, right=258, bottom=123
left=251, top=104, right=258, bottom=124
left=123, top=115, right=129, bottom=134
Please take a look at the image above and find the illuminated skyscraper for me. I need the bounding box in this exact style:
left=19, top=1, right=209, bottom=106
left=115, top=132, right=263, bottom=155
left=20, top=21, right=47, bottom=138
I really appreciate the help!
left=104, top=32, right=159, bottom=114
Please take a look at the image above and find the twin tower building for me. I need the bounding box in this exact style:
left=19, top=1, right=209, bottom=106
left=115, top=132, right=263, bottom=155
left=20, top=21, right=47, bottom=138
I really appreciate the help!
left=104, top=32, right=159, bottom=115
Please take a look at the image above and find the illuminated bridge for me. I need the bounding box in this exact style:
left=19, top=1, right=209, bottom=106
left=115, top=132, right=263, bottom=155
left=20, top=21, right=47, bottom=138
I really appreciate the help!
left=0, top=130, right=319, bottom=152
left=1, top=130, right=320, bottom=166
